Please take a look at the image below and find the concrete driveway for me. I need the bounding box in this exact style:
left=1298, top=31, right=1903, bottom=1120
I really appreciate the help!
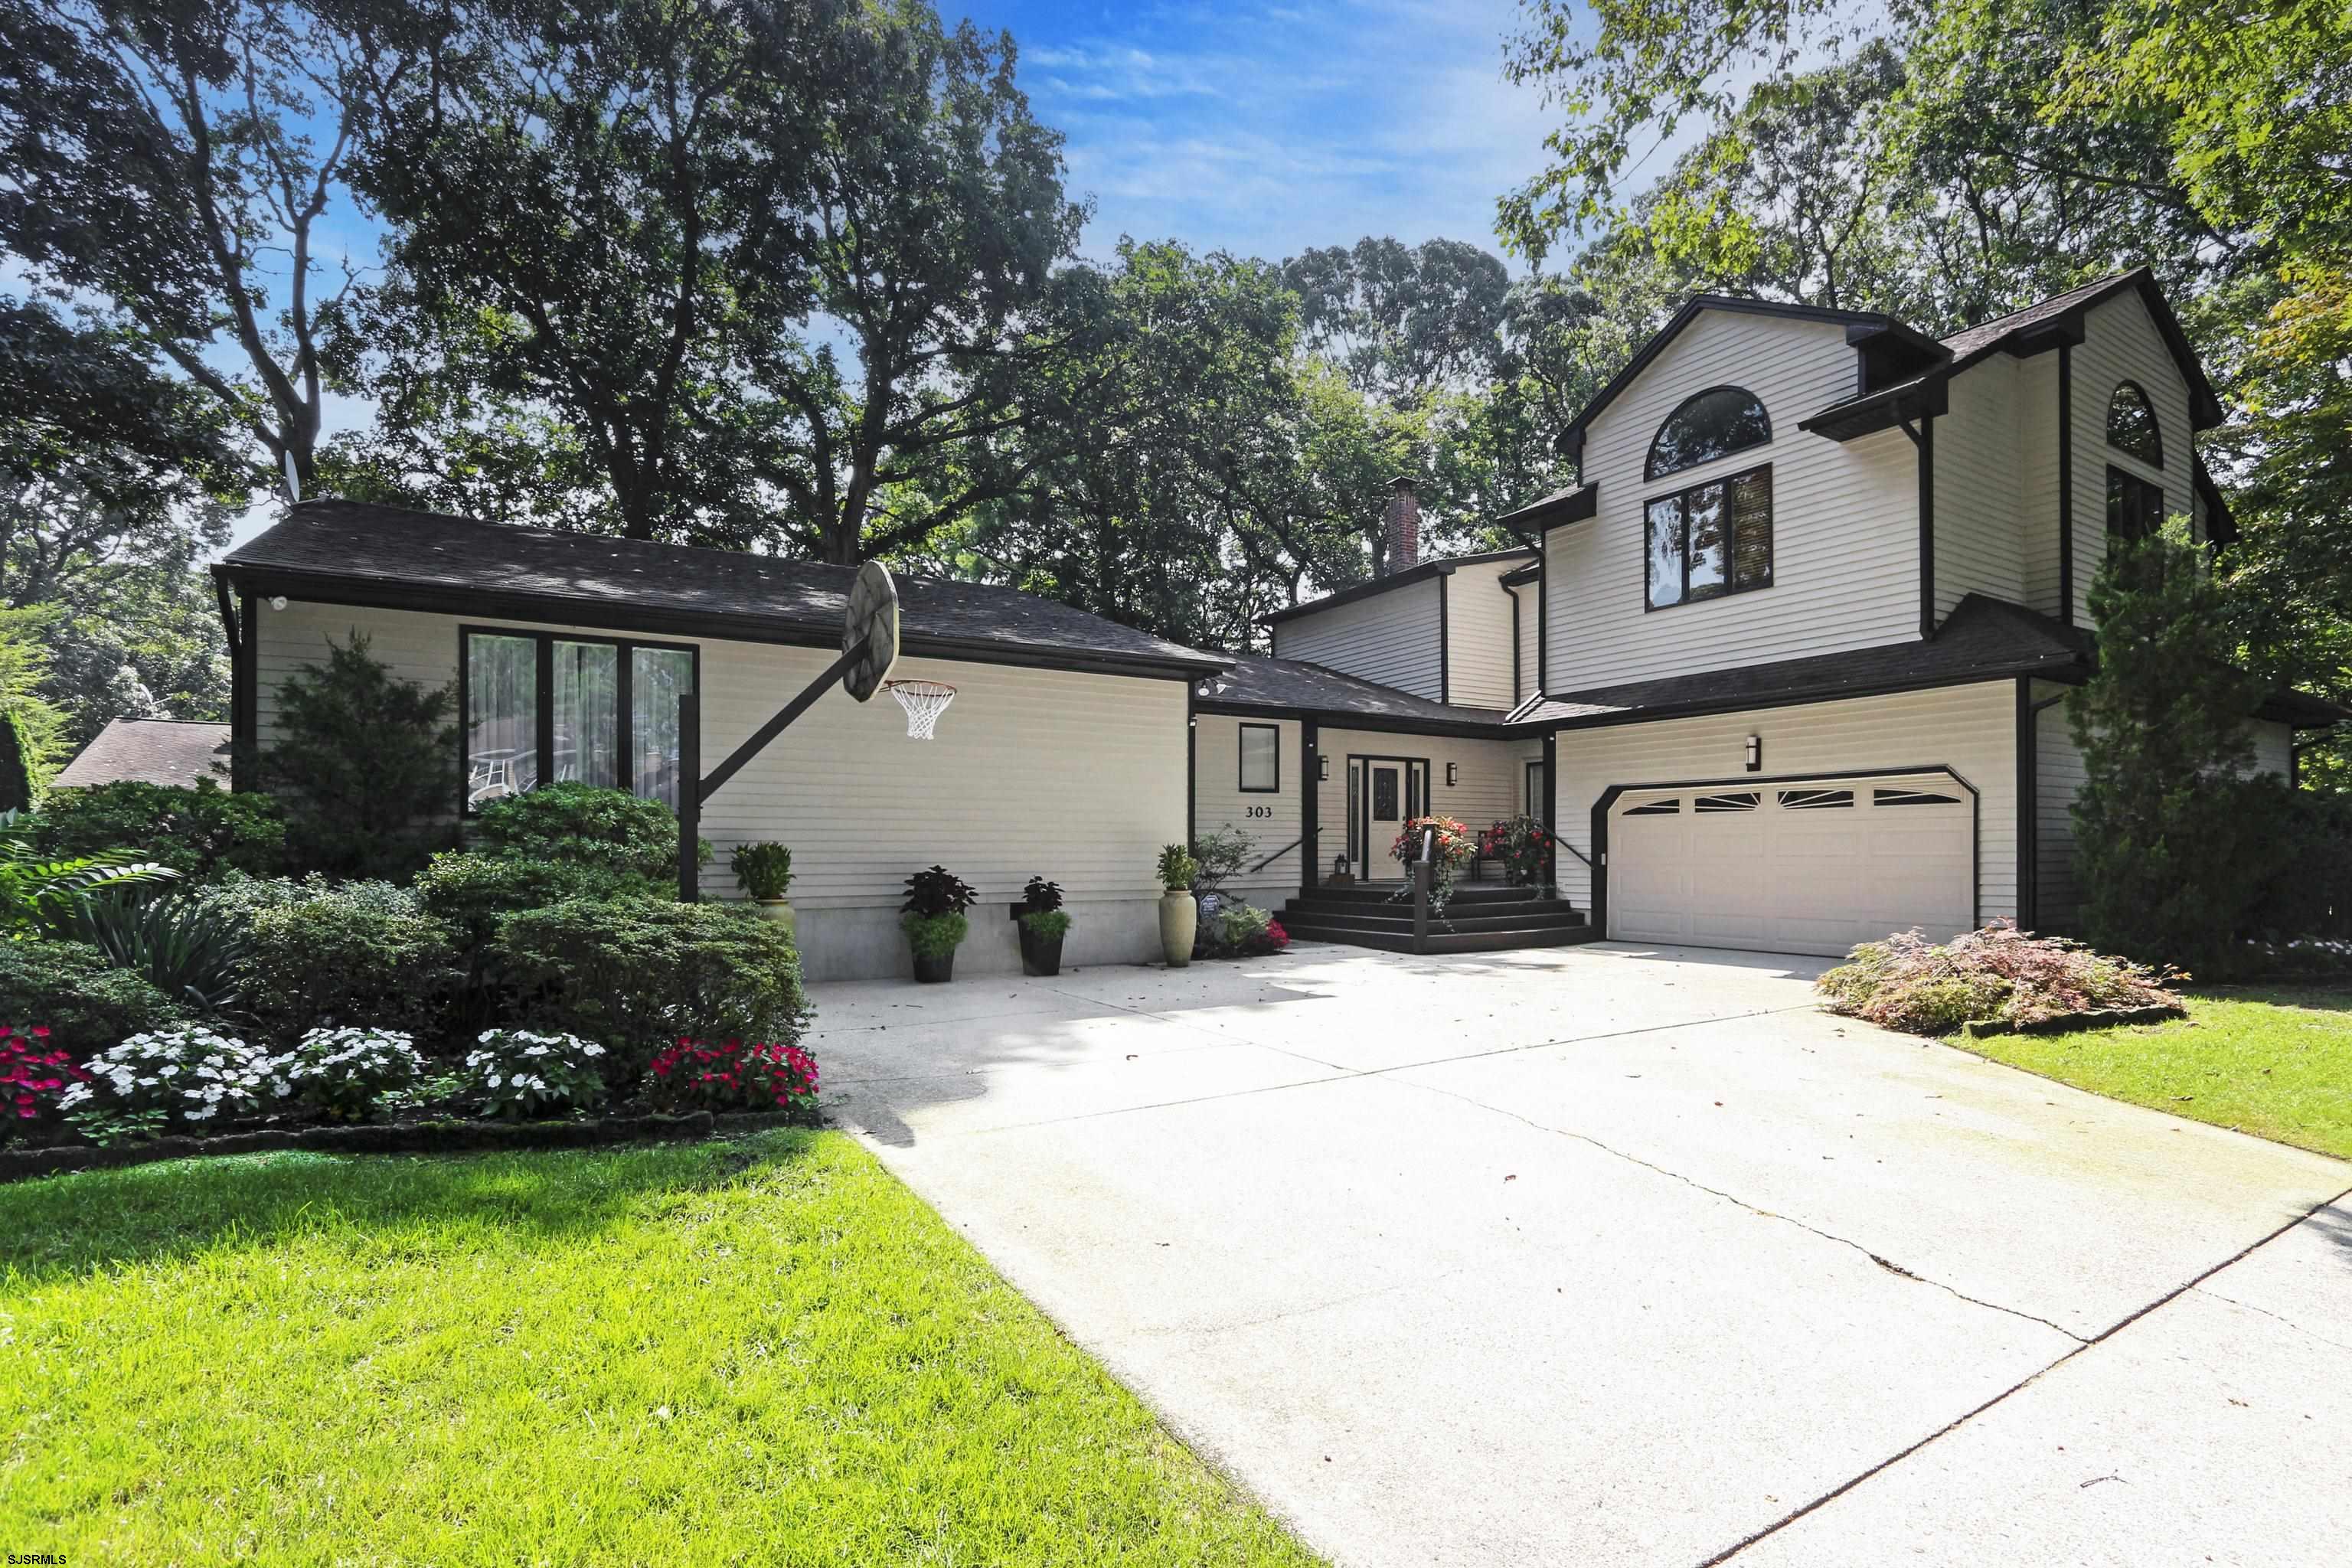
left=809, top=941, right=2352, bottom=1567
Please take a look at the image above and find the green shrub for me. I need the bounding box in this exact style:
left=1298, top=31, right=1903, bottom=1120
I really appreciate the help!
left=902, top=912, right=969, bottom=958
left=238, top=883, right=454, bottom=1041
left=256, top=631, right=459, bottom=880
left=730, top=841, right=793, bottom=900
left=1018, top=908, right=1071, bottom=939
left=1816, top=922, right=2177, bottom=1036
left=493, top=897, right=810, bottom=1076
left=473, top=782, right=704, bottom=880
left=68, top=893, right=249, bottom=1011
left=1156, top=844, right=1199, bottom=891
left=191, top=871, right=419, bottom=923
left=31, top=779, right=285, bottom=881
left=0, top=939, right=191, bottom=1056
left=413, top=852, right=652, bottom=952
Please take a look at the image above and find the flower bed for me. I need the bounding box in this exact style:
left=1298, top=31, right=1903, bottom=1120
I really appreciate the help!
left=1816, top=920, right=2182, bottom=1037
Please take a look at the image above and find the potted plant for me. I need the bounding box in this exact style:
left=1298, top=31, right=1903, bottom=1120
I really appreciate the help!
left=900, top=864, right=978, bottom=982
left=1155, top=844, right=1200, bottom=968
left=730, top=841, right=795, bottom=933
left=1015, top=875, right=1071, bottom=977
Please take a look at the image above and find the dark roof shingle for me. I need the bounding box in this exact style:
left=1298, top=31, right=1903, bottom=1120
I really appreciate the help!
left=54, top=719, right=230, bottom=789
left=1194, top=654, right=1508, bottom=728
left=223, top=501, right=1224, bottom=678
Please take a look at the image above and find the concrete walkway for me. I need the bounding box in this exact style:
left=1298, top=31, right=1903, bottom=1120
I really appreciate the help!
left=809, top=942, right=2352, bottom=1567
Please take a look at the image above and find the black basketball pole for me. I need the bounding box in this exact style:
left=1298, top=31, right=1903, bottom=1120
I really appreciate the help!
left=675, top=633, right=873, bottom=903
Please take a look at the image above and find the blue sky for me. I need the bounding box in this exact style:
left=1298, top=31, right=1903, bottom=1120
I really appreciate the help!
left=958, top=0, right=1560, bottom=265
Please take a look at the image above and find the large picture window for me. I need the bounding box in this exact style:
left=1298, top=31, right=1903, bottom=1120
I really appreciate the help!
left=1645, top=464, right=1772, bottom=610
left=1238, top=722, right=1279, bottom=792
left=2107, top=466, right=2164, bottom=545
left=1647, top=386, right=1772, bottom=480
left=462, top=629, right=697, bottom=813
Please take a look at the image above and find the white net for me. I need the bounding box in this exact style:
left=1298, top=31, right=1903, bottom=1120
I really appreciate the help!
left=886, top=679, right=956, bottom=740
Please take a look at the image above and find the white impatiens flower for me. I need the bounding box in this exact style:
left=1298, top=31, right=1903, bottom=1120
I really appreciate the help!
left=466, top=1028, right=607, bottom=1119
left=281, top=1027, right=427, bottom=1121
left=74, top=1027, right=285, bottom=1129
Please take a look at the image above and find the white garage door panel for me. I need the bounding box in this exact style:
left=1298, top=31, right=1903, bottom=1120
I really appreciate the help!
left=1608, top=776, right=1973, bottom=957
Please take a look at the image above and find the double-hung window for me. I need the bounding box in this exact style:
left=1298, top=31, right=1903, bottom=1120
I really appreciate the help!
left=461, top=628, right=697, bottom=813
left=1645, top=465, right=1772, bottom=609
left=1238, top=723, right=1279, bottom=792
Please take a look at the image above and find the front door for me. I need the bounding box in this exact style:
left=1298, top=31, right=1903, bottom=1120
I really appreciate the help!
left=1353, top=758, right=1428, bottom=877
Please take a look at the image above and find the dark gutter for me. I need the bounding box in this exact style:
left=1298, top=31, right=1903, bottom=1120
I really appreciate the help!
left=1530, top=658, right=2090, bottom=735
left=1191, top=699, right=1517, bottom=743
left=214, top=564, right=1229, bottom=683
left=1494, top=484, right=1596, bottom=537
left=1259, top=547, right=1531, bottom=626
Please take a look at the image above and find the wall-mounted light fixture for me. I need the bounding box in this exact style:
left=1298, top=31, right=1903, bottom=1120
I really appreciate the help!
left=1745, top=733, right=1762, bottom=773
left=1318, top=753, right=1330, bottom=782
left=1446, top=762, right=1459, bottom=786
left=268, top=595, right=289, bottom=612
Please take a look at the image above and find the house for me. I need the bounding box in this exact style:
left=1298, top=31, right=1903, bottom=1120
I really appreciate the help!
left=217, top=269, right=2332, bottom=977
left=53, top=717, right=232, bottom=789
left=1183, top=268, right=2334, bottom=957
left=215, top=501, right=1223, bottom=981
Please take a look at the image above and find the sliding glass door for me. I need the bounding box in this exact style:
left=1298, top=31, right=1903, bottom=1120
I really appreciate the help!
left=462, top=628, right=697, bottom=813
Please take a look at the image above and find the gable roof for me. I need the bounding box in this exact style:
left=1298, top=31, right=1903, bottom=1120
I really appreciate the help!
left=54, top=718, right=230, bottom=789
left=1192, top=652, right=1509, bottom=734
left=220, top=500, right=1226, bottom=681
left=1261, top=547, right=1534, bottom=627
left=1551, top=296, right=1936, bottom=468
left=1803, top=269, right=2224, bottom=441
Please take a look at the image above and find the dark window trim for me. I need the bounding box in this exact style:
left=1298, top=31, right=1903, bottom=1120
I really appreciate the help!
left=1347, top=752, right=1432, bottom=869
left=1588, top=765, right=1981, bottom=939
left=457, top=623, right=700, bottom=817
left=1645, top=384, right=1774, bottom=482
left=1237, top=720, right=1281, bottom=793
left=1525, top=756, right=1545, bottom=816
left=1642, top=462, right=1775, bottom=613
left=2106, top=379, right=2164, bottom=467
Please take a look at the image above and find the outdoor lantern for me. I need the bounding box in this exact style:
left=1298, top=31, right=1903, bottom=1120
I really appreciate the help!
left=1332, top=854, right=1351, bottom=879
left=1745, top=733, right=1762, bottom=772
left=1318, top=753, right=1330, bottom=782
left=1446, top=762, right=1459, bottom=786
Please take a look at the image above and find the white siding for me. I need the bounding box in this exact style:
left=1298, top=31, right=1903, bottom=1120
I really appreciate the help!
left=255, top=600, right=1188, bottom=981
left=2072, top=292, right=2198, bottom=623
left=1271, top=579, right=1442, bottom=699
left=2016, top=353, right=2064, bottom=619
left=1934, top=355, right=2027, bottom=618
left=1445, top=559, right=1524, bottom=709
left=2249, top=720, right=2295, bottom=780
left=1550, top=312, right=1920, bottom=690
left=1552, top=682, right=2020, bottom=926
left=1316, top=727, right=1530, bottom=880
left=1191, top=715, right=1305, bottom=900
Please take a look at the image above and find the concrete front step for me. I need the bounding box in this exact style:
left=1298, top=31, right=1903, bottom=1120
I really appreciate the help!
left=1280, top=905, right=1589, bottom=936
left=1279, top=920, right=1603, bottom=955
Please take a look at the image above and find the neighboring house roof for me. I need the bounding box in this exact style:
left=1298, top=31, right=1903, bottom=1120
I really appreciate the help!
left=1550, top=296, right=1941, bottom=466
left=54, top=718, right=230, bottom=789
left=1804, top=268, right=2225, bottom=442
left=1193, top=653, right=1509, bottom=734
left=220, top=500, right=1227, bottom=681
left=1507, top=596, right=2092, bottom=729
left=1259, top=547, right=1535, bottom=627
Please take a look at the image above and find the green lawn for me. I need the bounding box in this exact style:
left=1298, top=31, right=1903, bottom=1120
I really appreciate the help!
left=1956, top=985, right=2352, bottom=1160
left=0, top=1131, right=1319, bottom=1566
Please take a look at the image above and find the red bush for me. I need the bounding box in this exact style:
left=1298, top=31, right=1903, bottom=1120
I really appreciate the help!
left=1, top=1025, right=87, bottom=1135
left=645, top=1037, right=819, bottom=1116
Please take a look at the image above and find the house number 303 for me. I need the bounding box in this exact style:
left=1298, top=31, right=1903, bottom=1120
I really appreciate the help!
left=1245, top=805, right=1274, bottom=818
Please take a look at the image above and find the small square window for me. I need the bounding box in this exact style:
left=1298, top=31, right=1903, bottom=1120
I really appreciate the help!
left=1239, top=724, right=1279, bottom=792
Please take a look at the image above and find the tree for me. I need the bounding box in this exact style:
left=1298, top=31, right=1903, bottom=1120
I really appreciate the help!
left=43, top=566, right=230, bottom=746
left=1282, top=237, right=1511, bottom=403
left=0, top=0, right=436, bottom=492
left=2069, top=527, right=2291, bottom=973
left=350, top=0, right=1090, bottom=562
left=253, top=631, right=457, bottom=879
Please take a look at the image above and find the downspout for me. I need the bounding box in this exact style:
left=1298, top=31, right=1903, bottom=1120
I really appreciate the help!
left=2017, top=680, right=2068, bottom=932
left=1897, top=408, right=1936, bottom=639
left=1501, top=575, right=1524, bottom=706
left=1437, top=571, right=1452, bottom=704
left=2056, top=340, right=2075, bottom=626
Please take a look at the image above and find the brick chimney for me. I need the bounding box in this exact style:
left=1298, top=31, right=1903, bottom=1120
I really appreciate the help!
left=1380, top=475, right=1420, bottom=577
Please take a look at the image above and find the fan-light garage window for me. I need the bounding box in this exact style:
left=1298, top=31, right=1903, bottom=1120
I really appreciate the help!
left=1646, top=466, right=1772, bottom=609
left=1694, top=792, right=1760, bottom=812
left=1238, top=723, right=1280, bottom=792
left=1624, top=797, right=1681, bottom=815
left=1875, top=787, right=1962, bottom=807
left=1647, top=387, right=1772, bottom=480
left=1778, top=788, right=1854, bottom=809
left=2107, top=381, right=2163, bottom=466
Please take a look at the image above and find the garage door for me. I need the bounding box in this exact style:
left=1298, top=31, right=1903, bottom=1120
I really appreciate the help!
left=1607, top=774, right=1974, bottom=956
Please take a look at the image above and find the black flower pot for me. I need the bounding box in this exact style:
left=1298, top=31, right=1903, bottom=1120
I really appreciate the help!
left=1018, top=923, right=1065, bottom=977
left=912, top=950, right=956, bottom=983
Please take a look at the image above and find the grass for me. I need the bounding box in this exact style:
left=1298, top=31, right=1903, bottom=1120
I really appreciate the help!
left=0, top=1130, right=1319, bottom=1566
left=1956, top=985, right=2352, bottom=1161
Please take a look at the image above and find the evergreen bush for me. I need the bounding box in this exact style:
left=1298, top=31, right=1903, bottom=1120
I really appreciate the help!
left=255, top=632, right=459, bottom=880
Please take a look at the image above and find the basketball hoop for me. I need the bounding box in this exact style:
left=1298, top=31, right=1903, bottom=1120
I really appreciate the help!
left=886, top=678, right=956, bottom=740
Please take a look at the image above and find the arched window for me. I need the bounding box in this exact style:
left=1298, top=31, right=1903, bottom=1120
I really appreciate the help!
left=1647, top=386, right=1772, bottom=481
left=2107, top=381, right=2163, bottom=466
